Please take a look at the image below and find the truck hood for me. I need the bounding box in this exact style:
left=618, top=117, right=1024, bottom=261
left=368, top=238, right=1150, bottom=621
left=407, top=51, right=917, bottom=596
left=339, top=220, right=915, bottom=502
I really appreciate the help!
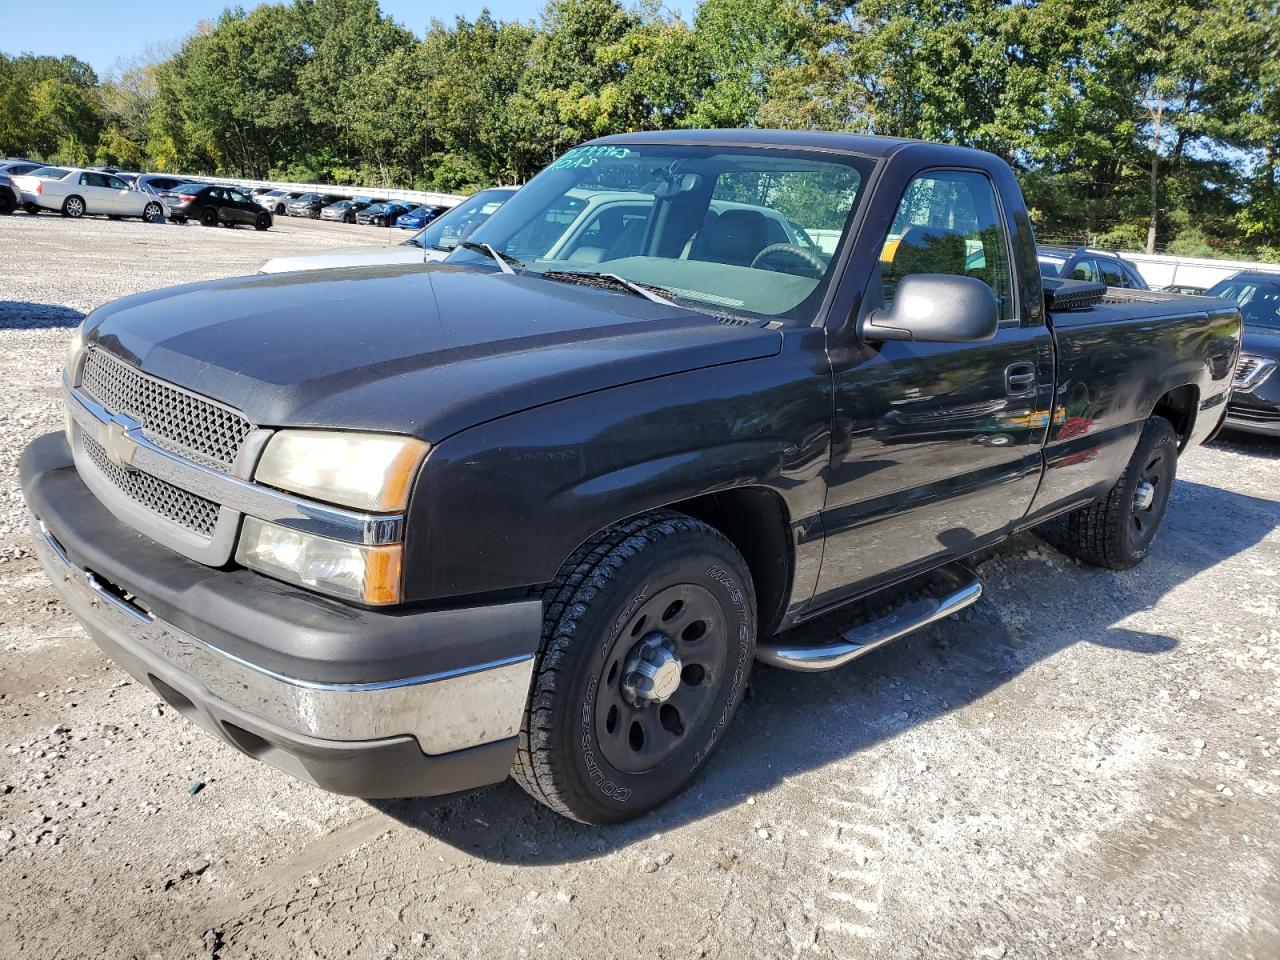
left=84, top=263, right=782, bottom=440
left=1242, top=324, right=1280, bottom=359
left=258, top=243, right=446, bottom=274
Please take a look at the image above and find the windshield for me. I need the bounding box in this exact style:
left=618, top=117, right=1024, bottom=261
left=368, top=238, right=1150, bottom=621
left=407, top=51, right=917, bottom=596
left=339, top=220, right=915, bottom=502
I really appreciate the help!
left=406, top=189, right=515, bottom=252
left=1208, top=277, right=1280, bottom=329
left=445, top=144, right=871, bottom=323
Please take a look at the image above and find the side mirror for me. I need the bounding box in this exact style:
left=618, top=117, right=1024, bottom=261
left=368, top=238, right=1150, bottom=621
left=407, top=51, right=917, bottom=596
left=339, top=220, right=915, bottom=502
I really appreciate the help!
left=858, top=274, right=999, bottom=344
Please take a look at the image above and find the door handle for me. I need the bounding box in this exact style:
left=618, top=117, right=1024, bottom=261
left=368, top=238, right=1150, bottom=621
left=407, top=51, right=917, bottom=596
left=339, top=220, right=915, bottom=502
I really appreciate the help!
left=1005, top=361, right=1037, bottom=396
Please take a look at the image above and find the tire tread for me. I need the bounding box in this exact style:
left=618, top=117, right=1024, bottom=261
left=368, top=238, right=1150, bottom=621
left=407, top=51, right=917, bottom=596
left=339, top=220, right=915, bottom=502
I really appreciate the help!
left=1056, top=416, right=1177, bottom=570
left=511, top=510, right=743, bottom=822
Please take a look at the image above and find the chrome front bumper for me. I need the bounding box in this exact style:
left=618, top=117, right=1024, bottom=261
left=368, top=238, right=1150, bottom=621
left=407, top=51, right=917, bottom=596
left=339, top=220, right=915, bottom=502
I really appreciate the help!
left=32, top=514, right=534, bottom=755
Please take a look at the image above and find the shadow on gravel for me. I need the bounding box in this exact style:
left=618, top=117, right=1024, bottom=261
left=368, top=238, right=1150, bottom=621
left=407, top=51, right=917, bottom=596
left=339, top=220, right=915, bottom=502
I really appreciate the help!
left=0, top=301, right=85, bottom=330
left=374, top=479, right=1279, bottom=864
left=1210, top=430, right=1280, bottom=459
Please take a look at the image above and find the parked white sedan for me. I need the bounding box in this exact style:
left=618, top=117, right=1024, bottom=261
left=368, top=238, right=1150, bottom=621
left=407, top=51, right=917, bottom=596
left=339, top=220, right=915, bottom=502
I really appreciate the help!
left=13, top=166, right=165, bottom=222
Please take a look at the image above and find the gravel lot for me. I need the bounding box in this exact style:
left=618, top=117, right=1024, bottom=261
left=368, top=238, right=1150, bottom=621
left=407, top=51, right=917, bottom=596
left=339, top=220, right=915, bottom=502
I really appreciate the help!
left=1, top=210, right=1278, bottom=960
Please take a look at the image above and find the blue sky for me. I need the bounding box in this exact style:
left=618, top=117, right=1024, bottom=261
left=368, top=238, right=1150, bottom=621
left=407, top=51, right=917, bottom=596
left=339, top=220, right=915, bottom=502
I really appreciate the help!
left=0, top=0, right=696, bottom=79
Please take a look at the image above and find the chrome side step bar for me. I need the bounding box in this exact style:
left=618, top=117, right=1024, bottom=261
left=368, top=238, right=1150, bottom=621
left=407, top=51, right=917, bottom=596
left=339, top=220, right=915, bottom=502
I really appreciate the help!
left=756, top=565, right=982, bottom=672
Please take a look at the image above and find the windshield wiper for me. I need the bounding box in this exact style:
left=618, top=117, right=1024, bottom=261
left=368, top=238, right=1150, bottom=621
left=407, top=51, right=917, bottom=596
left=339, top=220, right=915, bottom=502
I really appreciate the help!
left=457, top=240, right=525, bottom=274
left=540, top=271, right=676, bottom=305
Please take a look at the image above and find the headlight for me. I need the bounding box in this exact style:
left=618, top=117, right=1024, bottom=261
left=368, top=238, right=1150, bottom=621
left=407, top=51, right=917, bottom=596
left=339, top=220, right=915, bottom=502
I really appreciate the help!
left=236, top=516, right=403, bottom=605
left=254, top=430, right=429, bottom=511
left=65, top=323, right=85, bottom=375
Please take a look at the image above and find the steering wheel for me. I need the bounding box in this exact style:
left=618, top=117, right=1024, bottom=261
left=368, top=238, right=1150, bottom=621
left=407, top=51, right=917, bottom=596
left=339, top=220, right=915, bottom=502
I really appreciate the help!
left=750, top=243, right=828, bottom=278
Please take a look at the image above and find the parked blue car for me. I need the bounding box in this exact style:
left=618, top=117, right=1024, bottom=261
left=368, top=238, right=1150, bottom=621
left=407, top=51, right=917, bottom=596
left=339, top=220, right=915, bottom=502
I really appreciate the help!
left=395, top=204, right=449, bottom=230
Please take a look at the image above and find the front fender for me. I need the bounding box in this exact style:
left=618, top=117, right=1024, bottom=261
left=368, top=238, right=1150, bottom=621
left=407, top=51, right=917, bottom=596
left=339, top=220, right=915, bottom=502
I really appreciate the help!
left=402, top=330, right=832, bottom=603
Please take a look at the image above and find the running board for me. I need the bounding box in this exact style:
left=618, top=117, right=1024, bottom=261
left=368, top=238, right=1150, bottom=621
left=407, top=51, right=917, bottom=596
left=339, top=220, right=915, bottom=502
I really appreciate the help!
left=756, top=565, right=982, bottom=672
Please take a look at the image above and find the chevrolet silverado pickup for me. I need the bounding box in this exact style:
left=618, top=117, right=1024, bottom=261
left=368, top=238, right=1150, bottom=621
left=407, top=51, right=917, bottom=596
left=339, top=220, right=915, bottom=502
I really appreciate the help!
left=22, top=131, right=1242, bottom=824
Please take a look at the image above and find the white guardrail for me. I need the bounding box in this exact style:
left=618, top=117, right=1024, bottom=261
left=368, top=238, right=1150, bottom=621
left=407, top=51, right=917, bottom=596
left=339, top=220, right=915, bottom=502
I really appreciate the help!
left=1119, top=251, right=1280, bottom=290
left=171, top=172, right=467, bottom=209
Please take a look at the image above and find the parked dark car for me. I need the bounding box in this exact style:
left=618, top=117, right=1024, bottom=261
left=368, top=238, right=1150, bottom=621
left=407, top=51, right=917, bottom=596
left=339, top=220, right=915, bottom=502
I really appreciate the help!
left=0, top=159, right=41, bottom=178
left=1205, top=272, right=1280, bottom=437
left=356, top=200, right=413, bottom=227
left=24, top=131, right=1241, bottom=826
left=164, top=183, right=272, bottom=229
left=135, top=174, right=199, bottom=219
left=256, top=190, right=305, bottom=215
left=1037, top=245, right=1149, bottom=289
left=0, top=174, right=18, bottom=214
left=320, top=198, right=372, bottom=223
left=395, top=204, right=447, bottom=230
left=286, top=193, right=339, bottom=218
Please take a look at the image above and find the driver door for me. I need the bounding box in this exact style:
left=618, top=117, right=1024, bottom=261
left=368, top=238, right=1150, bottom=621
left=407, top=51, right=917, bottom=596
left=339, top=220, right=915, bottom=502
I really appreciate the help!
left=816, top=168, right=1053, bottom=601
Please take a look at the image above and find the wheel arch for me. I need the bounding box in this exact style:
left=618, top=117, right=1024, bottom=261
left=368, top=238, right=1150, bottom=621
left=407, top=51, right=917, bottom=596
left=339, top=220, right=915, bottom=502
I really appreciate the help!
left=1150, top=383, right=1199, bottom=449
left=654, top=487, right=793, bottom=636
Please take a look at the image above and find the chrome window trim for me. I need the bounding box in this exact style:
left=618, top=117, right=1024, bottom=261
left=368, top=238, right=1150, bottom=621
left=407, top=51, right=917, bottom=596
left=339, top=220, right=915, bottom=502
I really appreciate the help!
left=66, top=383, right=405, bottom=546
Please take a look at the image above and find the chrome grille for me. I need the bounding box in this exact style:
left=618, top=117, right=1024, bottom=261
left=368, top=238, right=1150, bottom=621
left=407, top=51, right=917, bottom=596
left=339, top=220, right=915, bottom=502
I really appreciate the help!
left=82, top=432, right=220, bottom=538
left=1234, top=355, right=1276, bottom=392
left=79, top=348, right=253, bottom=472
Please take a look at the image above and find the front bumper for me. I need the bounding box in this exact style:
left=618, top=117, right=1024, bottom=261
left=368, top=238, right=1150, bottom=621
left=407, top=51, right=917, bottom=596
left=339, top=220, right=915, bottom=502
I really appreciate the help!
left=1224, top=409, right=1280, bottom=437
left=22, top=432, right=542, bottom=798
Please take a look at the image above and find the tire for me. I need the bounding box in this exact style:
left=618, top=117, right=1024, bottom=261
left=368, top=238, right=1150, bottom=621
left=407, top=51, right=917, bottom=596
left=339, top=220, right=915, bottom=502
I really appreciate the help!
left=254, top=212, right=270, bottom=231
left=200, top=206, right=219, bottom=227
left=513, top=510, right=756, bottom=824
left=172, top=215, right=187, bottom=225
left=23, top=203, right=40, bottom=215
left=62, top=195, right=85, bottom=218
left=0, top=191, right=14, bottom=215
left=1055, top=416, right=1178, bottom=570
left=142, top=202, right=163, bottom=224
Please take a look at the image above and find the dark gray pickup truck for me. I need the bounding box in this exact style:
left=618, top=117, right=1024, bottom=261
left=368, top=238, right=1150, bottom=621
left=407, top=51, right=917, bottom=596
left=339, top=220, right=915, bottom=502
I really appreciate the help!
left=22, top=131, right=1242, bottom=824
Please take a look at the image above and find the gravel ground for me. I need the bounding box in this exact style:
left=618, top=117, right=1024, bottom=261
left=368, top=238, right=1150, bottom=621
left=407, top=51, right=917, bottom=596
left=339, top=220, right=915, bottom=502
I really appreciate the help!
left=0, top=210, right=1278, bottom=960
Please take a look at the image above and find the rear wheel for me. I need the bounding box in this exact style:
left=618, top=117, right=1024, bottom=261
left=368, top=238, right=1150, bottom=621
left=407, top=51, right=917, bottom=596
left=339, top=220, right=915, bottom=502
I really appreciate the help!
left=23, top=202, right=40, bottom=214
left=62, top=195, right=85, bottom=218
left=200, top=206, right=219, bottom=227
left=1055, top=416, right=1178, bottom=570
left=254, top=212, right=270, bottom=231
left=513, top=510, right=756, bottom=824
left=0, top=191, right=14, bottom=215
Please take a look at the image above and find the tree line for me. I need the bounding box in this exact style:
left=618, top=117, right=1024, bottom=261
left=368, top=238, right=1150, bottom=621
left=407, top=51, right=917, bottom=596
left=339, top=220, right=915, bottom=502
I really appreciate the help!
left=0, top=0, right=1277, bottom=258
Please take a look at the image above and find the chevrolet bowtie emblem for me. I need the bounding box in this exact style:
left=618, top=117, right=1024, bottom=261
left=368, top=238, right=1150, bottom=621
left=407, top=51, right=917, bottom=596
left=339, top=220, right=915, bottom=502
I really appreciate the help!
left=101, top=417, right=140, bottom=470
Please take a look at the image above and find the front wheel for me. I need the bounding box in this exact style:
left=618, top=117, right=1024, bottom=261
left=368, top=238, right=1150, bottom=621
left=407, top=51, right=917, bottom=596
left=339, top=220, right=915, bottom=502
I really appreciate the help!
left=254, top=212, right=270, bottom=231
left=1055, top=415, right=1178, bottom=570
left=513, top=511, right=756, bottom=824
left=142, top=202, right=164, bottom=224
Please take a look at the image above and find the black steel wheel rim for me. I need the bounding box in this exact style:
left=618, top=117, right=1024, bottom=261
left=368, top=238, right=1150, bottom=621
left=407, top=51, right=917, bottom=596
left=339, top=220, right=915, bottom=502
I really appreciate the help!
left=1130, top=448, right=1172, bottom=548
left=595, top=583, right=728, bottom=775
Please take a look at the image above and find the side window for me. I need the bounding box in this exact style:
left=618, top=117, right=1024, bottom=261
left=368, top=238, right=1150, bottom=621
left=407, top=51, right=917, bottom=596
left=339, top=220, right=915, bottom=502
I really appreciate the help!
left=80, top=173, right=108, bottom=188
left=878, top=170, right=1015, bottom=322
left=1068, top=259, right=1100, bottom=282
left=1122, top=265, right=1145, bottom=289
left=1098, top=260, right=1125, bottom=287
left=106, top=175, right=128, bottom=190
